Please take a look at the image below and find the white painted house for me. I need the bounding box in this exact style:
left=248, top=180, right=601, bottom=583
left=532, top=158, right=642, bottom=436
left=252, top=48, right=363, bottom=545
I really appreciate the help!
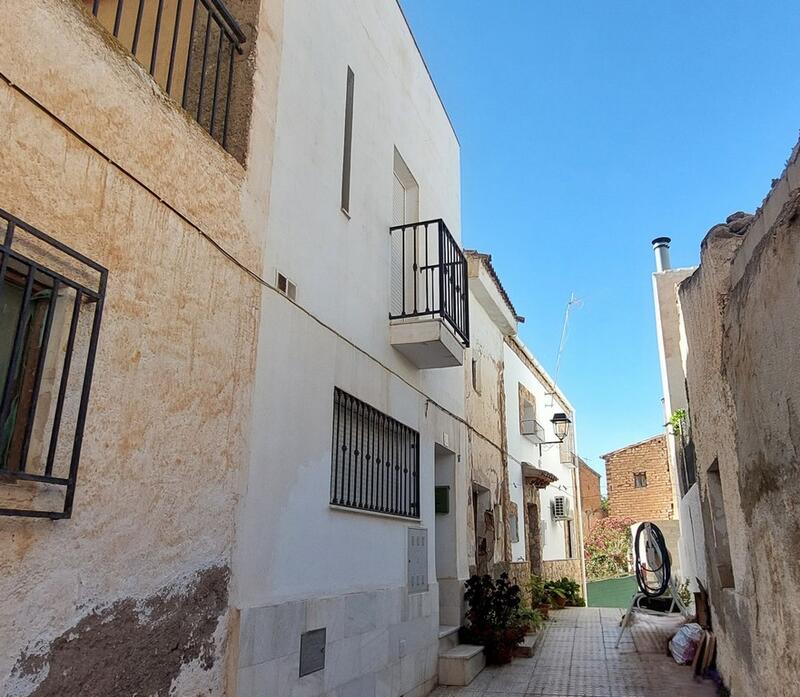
left=504, top=337, right=586, bottom=584
left=462, top=250, right=586, bottom=588
left=232, top=2, right=469, bottom=695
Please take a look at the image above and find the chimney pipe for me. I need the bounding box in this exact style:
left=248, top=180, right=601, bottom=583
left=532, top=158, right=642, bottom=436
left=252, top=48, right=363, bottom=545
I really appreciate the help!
left=652, top=237, right=671, bottom=272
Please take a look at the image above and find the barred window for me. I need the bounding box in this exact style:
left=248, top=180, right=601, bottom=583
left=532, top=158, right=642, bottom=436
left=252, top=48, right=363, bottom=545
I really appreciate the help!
left=0, top=209, right=107, bottom=519
left=633, top=471, right=648, bottom=488
left=330, top=387, right=419, bottom=518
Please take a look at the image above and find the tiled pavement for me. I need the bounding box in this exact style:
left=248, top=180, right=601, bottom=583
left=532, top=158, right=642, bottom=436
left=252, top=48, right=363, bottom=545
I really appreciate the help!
left=431, top=607, right=719, bottom=697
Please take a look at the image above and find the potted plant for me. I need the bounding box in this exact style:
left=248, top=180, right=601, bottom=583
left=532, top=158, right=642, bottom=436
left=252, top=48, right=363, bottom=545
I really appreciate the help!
left=512, top=605, right=544, bottom=633
left=545, top=580, right=568, bottom=608
left=462, top=573, right=526, bottom=664
left=558, top=577, right=586, bottom=607
left=526, top=574, right=551, bottom=619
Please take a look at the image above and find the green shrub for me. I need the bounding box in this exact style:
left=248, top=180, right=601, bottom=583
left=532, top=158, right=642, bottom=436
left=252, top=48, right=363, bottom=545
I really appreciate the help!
left=525, top=574, right=549, bottom=606
left=513, top=605, right=545, bottom=632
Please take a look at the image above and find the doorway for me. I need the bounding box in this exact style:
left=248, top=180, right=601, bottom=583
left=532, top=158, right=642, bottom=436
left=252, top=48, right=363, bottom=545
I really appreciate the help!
left=435, top=445, right=459, bottom=626
left=527, top=501, right=543, bottom=576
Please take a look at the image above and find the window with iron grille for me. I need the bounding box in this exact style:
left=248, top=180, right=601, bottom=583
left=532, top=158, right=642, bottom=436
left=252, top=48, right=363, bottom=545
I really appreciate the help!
left=633, top=471, right=648, bottom=488
left=330, top=388, right=420, bottom=518
left=0, top=209, right=107, bottom=519
left=85, top=0, right=247, bottom=154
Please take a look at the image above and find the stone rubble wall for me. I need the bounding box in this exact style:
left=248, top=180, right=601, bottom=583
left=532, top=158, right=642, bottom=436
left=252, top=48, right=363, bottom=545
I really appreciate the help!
left=678, top=139, right=800, bottom=697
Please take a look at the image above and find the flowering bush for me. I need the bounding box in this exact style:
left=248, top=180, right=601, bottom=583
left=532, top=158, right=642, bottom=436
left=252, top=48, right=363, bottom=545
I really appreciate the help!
left=584, top=516, right=634, bottom=580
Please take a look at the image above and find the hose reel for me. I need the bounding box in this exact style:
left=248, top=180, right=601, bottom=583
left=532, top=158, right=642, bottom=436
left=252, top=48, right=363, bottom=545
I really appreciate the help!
left=634, top=521, right=671, bottom=598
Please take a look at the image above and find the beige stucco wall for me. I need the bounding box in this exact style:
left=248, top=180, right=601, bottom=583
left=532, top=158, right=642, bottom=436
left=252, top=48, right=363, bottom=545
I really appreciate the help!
left=678, top=140, right=800, bottom=697
left=0, top=0, right=282, bottom=694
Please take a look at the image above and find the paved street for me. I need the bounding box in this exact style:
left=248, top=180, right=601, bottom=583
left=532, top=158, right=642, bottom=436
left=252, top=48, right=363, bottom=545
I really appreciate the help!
left=432, top=608, right=719, bottom=697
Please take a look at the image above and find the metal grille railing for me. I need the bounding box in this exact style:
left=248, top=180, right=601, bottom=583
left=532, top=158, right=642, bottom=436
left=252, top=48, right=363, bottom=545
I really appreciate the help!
left=86, top=0, right=246, bottom=151
left=521, top=418, right=545, bottom=443
left=330, top=388, right=420, bottom=518
left=389, top=219, right=470, bottom=346
left=0, top=209, right=107, bottom=518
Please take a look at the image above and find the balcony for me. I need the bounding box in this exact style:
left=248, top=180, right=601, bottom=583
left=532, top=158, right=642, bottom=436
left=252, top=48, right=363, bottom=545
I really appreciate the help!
left=86, top=0, right=246, bottom=152
left=389, top=219, right=469, bottom=369
left=521, top=418, right=545, bottom=444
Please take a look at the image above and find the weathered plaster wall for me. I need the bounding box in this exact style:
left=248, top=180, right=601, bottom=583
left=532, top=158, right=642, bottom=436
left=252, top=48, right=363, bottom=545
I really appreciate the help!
left=0, top=0, right=283, bottom=694
left=679, top=141, right=800, bottom=696
left=465, top=281, right=512, bottom=576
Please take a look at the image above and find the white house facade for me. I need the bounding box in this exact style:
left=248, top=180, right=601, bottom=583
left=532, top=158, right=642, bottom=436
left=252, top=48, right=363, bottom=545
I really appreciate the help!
left=232, top=2, right=469, bottom=695
left=504, top=338, right=586, bottom=585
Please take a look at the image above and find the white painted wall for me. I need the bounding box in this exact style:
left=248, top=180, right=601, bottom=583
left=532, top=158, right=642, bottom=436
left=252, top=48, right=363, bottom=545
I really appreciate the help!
left=232, top=2, right=465, bottom=694
left=503, top=342, right=580, bottom=564
left=257, top=0, right=463, bottom=419
left=652, top=266, right=706, bottom=590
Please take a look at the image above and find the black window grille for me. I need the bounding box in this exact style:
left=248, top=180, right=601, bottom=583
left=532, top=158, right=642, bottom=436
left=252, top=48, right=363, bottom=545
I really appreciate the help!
left=86, top=0, right=246, bottom=151
left=330, top=387, right=420, bottom=518
left=0, top=209, right=107, bottom=519
left=389, top=219, right=470, bottom=346
left=633, top=472, right=648, bottom=488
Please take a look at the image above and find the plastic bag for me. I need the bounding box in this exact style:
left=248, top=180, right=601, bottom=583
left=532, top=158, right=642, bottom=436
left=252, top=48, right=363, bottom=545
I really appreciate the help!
left=669, top=622, right=704, bottom=664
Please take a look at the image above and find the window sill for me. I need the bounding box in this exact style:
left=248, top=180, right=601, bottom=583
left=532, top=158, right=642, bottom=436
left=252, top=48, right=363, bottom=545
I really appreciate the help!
left=329, top=504, right=420, bottom=523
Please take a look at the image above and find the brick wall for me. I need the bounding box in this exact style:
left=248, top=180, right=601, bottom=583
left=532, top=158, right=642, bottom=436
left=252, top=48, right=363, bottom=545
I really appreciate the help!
left=578, top=458, right=604, bottom=538
left=603, top=435, right=674, bottom=521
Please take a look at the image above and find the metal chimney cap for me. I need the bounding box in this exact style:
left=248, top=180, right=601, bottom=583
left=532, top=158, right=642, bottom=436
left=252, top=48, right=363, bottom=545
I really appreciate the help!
left=651, top=237, right=671, bottom=247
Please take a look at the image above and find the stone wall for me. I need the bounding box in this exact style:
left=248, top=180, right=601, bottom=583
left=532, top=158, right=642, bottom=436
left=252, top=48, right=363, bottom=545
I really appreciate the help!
left=677, top=139, right=800, bottom=697
left=0, top=0, right=282, bottom=694
left=603, top=435, right=675, bottom=521
left=579, top=458, right=604, bottom=539
left=541, top=559, right=583, bottom=585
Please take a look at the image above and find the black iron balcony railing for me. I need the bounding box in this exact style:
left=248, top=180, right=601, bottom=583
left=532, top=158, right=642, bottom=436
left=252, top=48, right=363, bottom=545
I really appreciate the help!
left=389, top=219, right=470, bottom=346
left=86, top=0, right=246, bottom=151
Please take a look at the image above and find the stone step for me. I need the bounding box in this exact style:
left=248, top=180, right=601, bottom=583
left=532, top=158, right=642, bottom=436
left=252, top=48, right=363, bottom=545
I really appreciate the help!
left=514, top=632, right=541, bottom=658
left=438, top=643, right=486, bottom=686
left=438, top=625, right=460, bottom=653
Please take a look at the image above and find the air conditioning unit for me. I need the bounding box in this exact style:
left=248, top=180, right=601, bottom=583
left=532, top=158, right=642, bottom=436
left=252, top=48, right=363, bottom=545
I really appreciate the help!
left=551, top=496, right=572, bottom=521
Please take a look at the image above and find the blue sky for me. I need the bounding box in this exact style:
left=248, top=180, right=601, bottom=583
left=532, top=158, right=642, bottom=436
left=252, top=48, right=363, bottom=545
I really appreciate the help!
left=399, top=0, right=800, bottom=488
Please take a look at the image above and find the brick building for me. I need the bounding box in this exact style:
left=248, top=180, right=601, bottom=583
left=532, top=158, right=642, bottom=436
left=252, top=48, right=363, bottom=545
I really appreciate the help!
left=602, top=434, right=675, bottom=521
left=578, top=457, right=605, bottom=538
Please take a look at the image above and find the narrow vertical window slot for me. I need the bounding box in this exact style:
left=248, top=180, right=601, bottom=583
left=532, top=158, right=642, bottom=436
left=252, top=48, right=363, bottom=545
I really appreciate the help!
left=341, top=66, right=355, bottom=214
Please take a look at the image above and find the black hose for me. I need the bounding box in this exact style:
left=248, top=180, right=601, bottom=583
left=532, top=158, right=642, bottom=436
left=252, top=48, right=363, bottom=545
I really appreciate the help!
left=634, top=522, right=671, bottom=598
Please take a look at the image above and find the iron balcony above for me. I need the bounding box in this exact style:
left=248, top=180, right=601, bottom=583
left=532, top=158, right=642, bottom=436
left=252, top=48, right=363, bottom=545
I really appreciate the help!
left=388, top=219, right=469, bottom=369
left=521, top=418, right=545, bottom=444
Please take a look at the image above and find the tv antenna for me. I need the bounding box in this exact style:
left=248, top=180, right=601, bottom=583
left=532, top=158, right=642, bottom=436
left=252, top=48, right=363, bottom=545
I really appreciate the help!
left=553, top=292, right=583, bottom=388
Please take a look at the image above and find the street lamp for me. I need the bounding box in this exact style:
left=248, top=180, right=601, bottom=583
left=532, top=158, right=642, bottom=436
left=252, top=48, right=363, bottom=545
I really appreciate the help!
left=551, top=413, right=571, bottom=442
left=537, top=412, right=572, bottom=455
